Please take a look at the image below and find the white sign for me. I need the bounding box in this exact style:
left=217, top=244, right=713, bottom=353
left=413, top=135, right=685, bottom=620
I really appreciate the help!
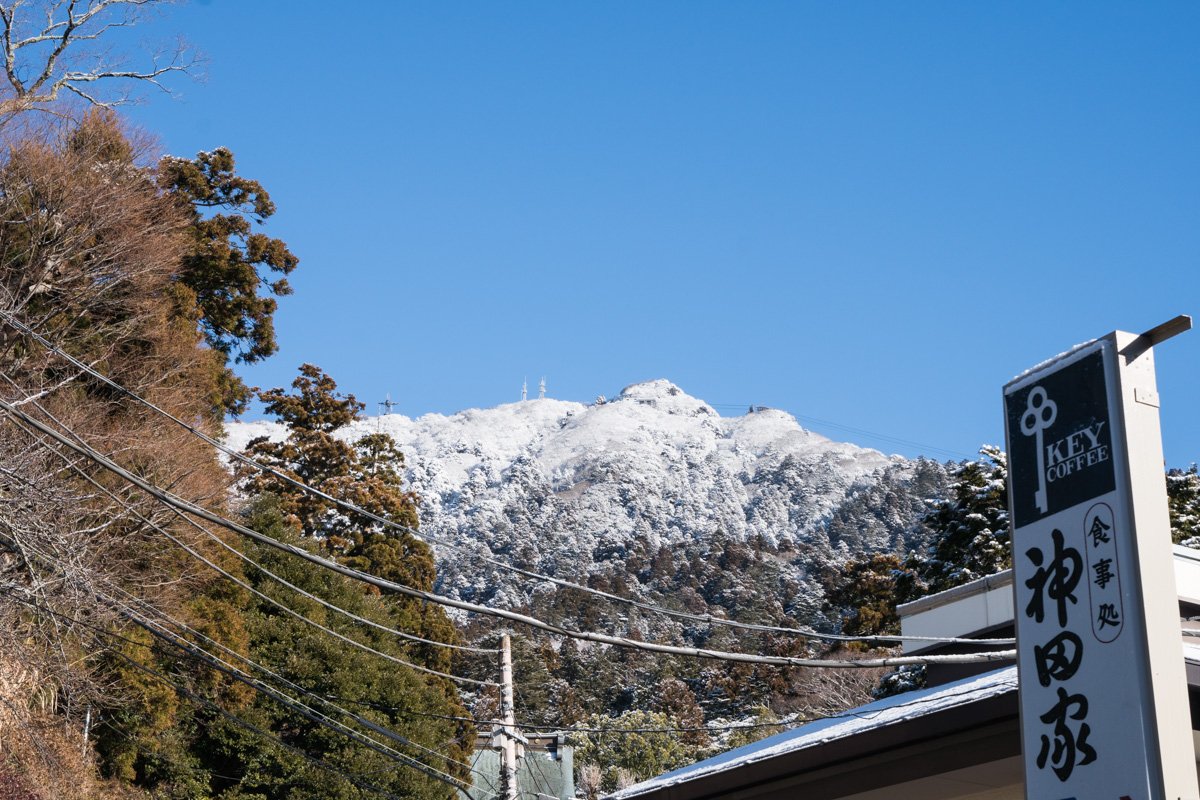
left=1004, top=331, right=1197, bottom=800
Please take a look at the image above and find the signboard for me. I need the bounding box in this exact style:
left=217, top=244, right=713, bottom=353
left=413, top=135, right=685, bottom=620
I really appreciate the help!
left=1003, top=328, right=1197, bottom=800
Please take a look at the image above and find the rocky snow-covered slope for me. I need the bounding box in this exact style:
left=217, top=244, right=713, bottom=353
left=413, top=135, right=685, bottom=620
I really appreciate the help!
left=226, top=380, right=948, bottom=628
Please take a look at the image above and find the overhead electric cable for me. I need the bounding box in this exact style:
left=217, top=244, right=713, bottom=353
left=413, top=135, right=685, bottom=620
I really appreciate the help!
left=0, top=513, right=479, bottom=781
left=103, top=592, right=476, bottom=787
left=0, top=312, right=1015, bottom=650
left=340, top=675, right=1029, bottom=736
left=333, top=681, right=1019, bottom=736
left=2, top=592, right=438, bottom=800
left=0, top=370, right=495, bottom=657
left=0, top=393, right=1018, bottom=670
left=31, top=589, right=473, bottom=789
left=525, top=673, right=1019, bottom=735
left=0, top=408, right=496, bottom=688
left=104, top=585, right=482, bottom=776
left=0, top=529, right=480, bottom=785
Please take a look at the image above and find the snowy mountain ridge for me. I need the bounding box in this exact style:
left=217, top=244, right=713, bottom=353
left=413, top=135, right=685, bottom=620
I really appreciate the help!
left=226, top=380, right=948, bottom=625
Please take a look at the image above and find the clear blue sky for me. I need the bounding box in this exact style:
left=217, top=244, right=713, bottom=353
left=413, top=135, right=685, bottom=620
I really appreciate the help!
left=122, top=1, right=1199, bottom=465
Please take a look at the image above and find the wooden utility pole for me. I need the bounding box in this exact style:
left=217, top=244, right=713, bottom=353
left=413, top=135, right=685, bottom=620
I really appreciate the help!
left=498, top=633, right=520, bottom=800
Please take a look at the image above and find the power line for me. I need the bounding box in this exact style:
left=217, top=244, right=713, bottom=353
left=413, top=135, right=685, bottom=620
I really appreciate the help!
left=2, top=532, right=480, bottom=787
left=0, top=313, right=1014, bottom=650
left=0, top=510, right=479, bottom=780
left=0, top=392, right=1017, bottom=671
left=103, top=591, right=479, bottom=786
left=0, top=406, right=496, bottom=689
left=0, top=370, right=498, bottom=656
left=331, top=684, right=1004, bottom=737
left=105, top=584, right=482, bottom=776
left=532, top=673, right=1019, bottom=735
left=335, top=676, right=1025, bottom=737
left=70, top=591, right=471, bottom=789
left=2, top=591, right=448, bottom=800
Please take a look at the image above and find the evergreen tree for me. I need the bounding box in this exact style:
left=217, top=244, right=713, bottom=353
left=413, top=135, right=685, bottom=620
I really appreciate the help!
left=822, top=553, right=924, bottom=638
left=244, top=367, right=431, bottom=570
left=1168, top=465, right=1200, bottom=547
left=159, top=147, right=299, bottom=414
left=0, top=110, right=266, bottom=793
left=652, top=677, right=708, bottom=748
left=722, top=706, right=785, bottom=749
left=823, top=447, right=1006, bottom=638
left=185, top=500, right=473, bottom=800
left=241, top=364, right=457, bottom=671
left=920, top=446, right=1009, bottom=592
left=224, top=368, right=478, bottom=798
left=569, top=710, right=698, bottom=795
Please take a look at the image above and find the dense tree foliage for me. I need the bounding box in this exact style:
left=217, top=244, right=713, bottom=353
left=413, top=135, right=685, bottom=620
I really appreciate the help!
left=0, top=110, right=258, bottom=796
left=0, top=112, right=471, bottom=800
left=1169, top=465, right=1200, bottom=547
left=823, top=553, right=924, bottom=637
left=241, top=365, right=443, bottom=620
left=159, top=148, right=298, bottom=413
left=570, top=710, right=695, bottom=796
left=827, top=447, right=1199, bottom=643
left=920, top=446, right=1010, bottom=592
left=825, top=447, right=1010, bottom=640
left=183, top=500, right=472, bottom=800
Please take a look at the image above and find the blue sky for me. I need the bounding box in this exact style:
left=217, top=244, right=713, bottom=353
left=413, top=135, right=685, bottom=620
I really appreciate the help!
left=122, top=1, right=1198, bottom=465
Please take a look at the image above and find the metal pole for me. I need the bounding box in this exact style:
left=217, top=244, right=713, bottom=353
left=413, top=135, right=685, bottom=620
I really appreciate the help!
left=499, top=633, right=519, bottom=800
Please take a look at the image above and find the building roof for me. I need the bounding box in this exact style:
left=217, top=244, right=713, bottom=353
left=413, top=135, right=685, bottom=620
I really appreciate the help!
left=613, top=549, right=1200, bottom=800
left=610, top=666, right=1019, bottom=800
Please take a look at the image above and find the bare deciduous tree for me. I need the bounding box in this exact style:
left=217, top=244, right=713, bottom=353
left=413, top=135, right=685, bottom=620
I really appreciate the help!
left=0, top=112, right=244, bottom=786
left=0, top=0, right=196, bottom=125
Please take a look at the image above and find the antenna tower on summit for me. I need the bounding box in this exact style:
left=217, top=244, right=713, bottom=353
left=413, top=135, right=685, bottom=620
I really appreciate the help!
left=538, top=377, right=546, bottom=400
left=521, top=378, right=527, bottom=402
left=376, top=394, right=397, bottom=432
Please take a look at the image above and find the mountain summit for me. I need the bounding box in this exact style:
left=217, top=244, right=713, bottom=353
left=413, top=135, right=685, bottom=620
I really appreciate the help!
left=226, top=380, right=949, bottom=629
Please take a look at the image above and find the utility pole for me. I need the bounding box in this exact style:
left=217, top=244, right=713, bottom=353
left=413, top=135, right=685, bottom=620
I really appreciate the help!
left=496, top=633, right=522, bottom=800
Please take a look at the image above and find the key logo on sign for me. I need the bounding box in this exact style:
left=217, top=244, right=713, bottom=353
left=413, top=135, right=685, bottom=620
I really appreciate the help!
left=1021, top=385, right=1058, bottom=514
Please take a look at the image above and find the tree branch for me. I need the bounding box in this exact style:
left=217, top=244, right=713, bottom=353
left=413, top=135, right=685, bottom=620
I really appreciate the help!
left=0, top=0, right=194, bottom=123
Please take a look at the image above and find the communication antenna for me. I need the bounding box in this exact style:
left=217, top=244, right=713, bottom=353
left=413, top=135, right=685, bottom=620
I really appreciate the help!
left=521, top=378, right=527, bottom=402
left=377, top=394, right=397, bottom=433
left=538, top=377, right=546, bottom=400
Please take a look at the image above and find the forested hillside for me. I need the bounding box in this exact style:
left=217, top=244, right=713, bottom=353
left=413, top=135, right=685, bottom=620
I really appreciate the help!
left=228, top=390, right=1200, bottom=793
left=229, top=378, right=952, bottom=635
left=228, top=386, right=959, bottom=791
left=0, top=110, right=471, bottom=799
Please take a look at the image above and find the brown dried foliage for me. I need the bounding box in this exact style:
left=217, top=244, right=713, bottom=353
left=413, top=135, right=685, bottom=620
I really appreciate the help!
left=0, top=111, right=250, bottom=789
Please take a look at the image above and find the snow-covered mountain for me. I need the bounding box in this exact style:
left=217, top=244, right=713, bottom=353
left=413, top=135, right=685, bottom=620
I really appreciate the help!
left=226, top=380, right=950, bottom=632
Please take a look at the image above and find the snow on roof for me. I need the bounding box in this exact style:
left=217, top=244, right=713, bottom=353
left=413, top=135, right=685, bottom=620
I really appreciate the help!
left=610, top=666, right=1019, bottom=800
